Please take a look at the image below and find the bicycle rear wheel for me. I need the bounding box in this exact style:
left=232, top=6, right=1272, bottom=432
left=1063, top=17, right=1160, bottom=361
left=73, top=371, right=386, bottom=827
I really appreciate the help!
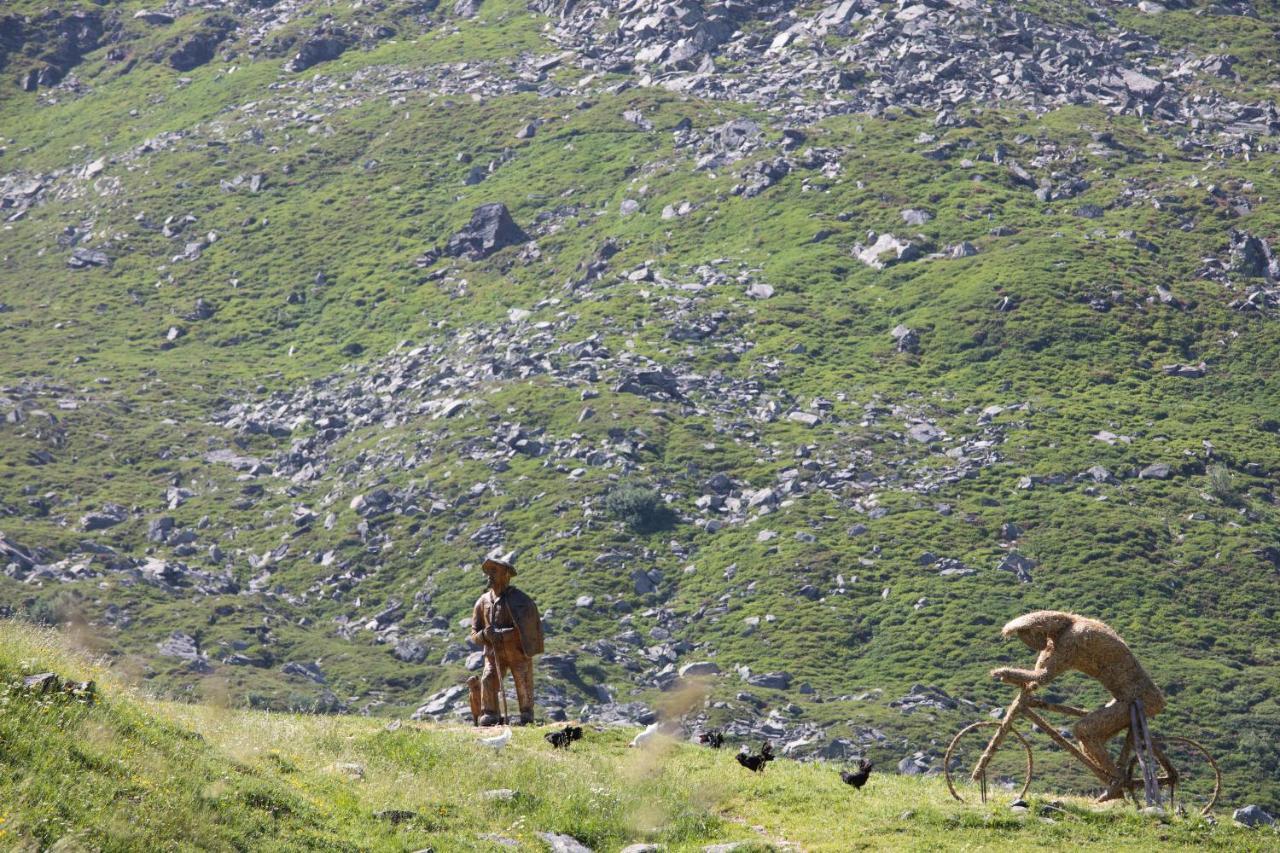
left=1125, top=735, right=1221, bottom=816
left=944, top=720, right=1033, bottom=804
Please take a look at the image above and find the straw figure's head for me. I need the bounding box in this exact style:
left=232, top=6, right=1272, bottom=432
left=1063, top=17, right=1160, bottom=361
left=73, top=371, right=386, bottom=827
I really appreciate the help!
left=1001, top=610, right=1074, bottom=652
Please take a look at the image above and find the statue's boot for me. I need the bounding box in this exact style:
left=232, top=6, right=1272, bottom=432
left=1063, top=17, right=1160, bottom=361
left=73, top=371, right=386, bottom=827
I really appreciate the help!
left=477, top=712, right=502, bottom=726
left=517, top=710, right=534, bottom=726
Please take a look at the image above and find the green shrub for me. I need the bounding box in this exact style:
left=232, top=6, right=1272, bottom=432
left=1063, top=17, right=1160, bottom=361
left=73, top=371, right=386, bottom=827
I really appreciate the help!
left=1207, top=464, right=1240, bottom=506
left=22, top=599, right=60, bottom=627
left=21, top=591, right=81, bottom=628
left=604, top=482, right=675, bottom=533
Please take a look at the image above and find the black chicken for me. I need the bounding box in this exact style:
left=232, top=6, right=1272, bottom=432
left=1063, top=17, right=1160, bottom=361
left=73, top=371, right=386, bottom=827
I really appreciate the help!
left=544, top=725, right=584, bottom=749
left=840, top=758, right=873, bottom=789
left=699, top=729, right=725, bottom=749
left=735, top=740, right=775, bottom=773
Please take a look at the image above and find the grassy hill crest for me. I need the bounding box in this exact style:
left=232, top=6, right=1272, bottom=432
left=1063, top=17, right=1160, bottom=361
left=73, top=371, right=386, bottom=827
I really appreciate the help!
left=2, top=623, right=1276, bottom=851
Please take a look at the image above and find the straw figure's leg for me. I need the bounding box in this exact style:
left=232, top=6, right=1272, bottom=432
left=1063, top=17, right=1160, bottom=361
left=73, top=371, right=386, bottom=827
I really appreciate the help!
left=1075, top=701, right=1131, bottom=799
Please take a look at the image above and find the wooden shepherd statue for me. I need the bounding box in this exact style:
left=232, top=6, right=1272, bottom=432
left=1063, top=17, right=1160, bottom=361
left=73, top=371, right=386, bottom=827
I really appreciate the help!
left=468, top=556, right=544, bottom=726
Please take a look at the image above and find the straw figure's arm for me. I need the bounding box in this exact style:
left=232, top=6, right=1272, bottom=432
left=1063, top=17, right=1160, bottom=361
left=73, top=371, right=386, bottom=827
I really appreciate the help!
left=991, top=638, right=1068, bottom=690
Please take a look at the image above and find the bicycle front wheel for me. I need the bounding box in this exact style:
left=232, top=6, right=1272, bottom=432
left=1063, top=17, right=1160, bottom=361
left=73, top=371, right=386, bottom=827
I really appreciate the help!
left=944, top=720, right=1033, bottom=804
left=1125, top=735, right=1221, bottom=816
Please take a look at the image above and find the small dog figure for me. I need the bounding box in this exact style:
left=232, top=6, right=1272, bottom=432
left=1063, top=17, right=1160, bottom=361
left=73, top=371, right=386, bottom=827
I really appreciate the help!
left=699, top=729, right=725, bottom=749
left=544, top=725, right=584, bottom=749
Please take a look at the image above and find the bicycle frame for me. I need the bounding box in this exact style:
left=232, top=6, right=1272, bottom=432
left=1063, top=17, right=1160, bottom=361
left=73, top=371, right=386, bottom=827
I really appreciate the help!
left=955, top=687, right=1217, bottom=813
left=974, top=688, right=1122, bottom=788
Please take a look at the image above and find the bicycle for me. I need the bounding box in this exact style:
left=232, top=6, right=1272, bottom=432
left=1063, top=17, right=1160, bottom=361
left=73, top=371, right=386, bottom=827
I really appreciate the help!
left=944, top=687, right=1221, bottom=816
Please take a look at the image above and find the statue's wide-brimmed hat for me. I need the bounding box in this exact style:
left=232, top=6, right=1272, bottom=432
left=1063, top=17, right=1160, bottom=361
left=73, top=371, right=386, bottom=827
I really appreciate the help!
left=481, top=556, right=516, bottom=576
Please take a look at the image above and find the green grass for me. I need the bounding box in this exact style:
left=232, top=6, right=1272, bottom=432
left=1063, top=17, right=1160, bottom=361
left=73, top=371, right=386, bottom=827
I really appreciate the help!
left=2, top=622, right=1275, bottom=851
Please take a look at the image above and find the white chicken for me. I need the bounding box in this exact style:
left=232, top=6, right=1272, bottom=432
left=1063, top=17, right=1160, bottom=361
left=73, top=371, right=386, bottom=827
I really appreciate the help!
left=478, top=726, right=512, bottom=751
left=628, top=722, right=670, bottom=749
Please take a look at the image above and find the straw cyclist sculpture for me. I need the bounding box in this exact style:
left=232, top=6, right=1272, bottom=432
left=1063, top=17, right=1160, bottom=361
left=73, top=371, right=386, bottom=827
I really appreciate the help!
left=469, top=555, right=544, bottom=726
left=990, top=610, right=1165, bottom=801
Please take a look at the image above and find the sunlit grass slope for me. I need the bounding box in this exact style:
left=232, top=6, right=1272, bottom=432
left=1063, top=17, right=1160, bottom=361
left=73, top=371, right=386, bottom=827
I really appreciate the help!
left=1, top=623, right=1274, bottom=851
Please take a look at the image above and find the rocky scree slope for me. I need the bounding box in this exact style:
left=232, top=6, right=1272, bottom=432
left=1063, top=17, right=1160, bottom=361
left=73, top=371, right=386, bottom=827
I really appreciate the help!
left=2, top=0, right=1280, bottom=811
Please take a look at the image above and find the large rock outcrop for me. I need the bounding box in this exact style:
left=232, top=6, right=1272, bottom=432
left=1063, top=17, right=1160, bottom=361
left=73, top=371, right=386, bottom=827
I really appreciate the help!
left=443, top=203, right=529, bottom=260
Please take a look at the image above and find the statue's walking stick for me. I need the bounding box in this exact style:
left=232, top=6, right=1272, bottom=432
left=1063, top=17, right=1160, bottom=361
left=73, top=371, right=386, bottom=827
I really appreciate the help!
left=493, top=651, right=510, bottom=726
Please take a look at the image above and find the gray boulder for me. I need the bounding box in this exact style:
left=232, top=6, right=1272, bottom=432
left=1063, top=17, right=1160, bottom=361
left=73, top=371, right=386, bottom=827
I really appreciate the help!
left=167, top=17, right=235, bottom=71
left=997, top=551, right=1036, bottom=583
left=891, top=684, right=958, bottom=713
left=157, top=632, right=212, bottom=672
left=1231, top=231, right=1278, bottom=279
left=282, top=661, right=326, bottom=683
left=538, top=832, right=593, bottom=852
left=444, top=203, right=529, bottom=260
left=1139, top=462, right=1172, bottom=480
left=134, top=10, right=175, bottom=25
left=1233, top=805, right=1275, bottom=828
left=285, top=29, right=353, bottom=73
left=147, top=516, right=175, bottom=543
left=896, top=751, right=935, bottom=775
left=630, top=569, right=661, bottom=595
left=80, top=505, right=126, bottom=531
left=907, top=422, right=942, bottom=443
left=1161, top=362, right=1206, bottom=378
left=1084, top=465, right=1114, bottom=484
left=412, top=683, right=468, bottom=719
left=745, top=671, right=792, bottom=690
left=710, top=118, right=760, bottom=154
left=855, top=233, right=921, bottom=270
left=157, top=632, right=199, bottom=660
left=393, top=636, right=428, bottom=664
left=678, top=661, right=721, bottom=678
left=0, top=533, right=35, bottom=573
left=705, top=473, right=733, bottom=494
left=1119, top=69, right=1164, bottom=100
left=901, top=208, right=932, bottom=226
left=891, top=324, right=920, bottom=354
left=67, top=248, right=110, bottom=269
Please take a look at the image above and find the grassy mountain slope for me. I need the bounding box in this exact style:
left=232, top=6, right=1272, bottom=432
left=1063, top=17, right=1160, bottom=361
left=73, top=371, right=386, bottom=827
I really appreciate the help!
left=2, top=623, right=1274, bottom=851
left=2, top=0, right=1279, bottom=818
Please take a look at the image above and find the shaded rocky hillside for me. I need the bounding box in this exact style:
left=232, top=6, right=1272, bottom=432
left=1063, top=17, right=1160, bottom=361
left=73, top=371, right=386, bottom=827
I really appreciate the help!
left=2, top=0, right=1280, bottom=811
